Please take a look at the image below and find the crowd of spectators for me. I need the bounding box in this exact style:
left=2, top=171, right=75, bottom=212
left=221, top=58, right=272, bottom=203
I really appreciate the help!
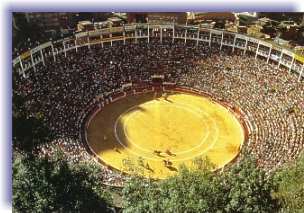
left=176, top=47, right=304, bottom=172
left=14, top=37, right=304, bottom=185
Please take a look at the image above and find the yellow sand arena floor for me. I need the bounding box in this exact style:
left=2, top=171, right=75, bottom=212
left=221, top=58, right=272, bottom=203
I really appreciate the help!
left=87, top=91, right=245, bottom=179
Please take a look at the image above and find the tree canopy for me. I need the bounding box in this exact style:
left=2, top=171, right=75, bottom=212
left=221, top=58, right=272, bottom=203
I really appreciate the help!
left=13, top=151, right=113, bottom=212
left=12, top=74, right=54, bottom=153
left=122, top=157, right=280, bottom=213
left=273, top=153, right=304, bottom=213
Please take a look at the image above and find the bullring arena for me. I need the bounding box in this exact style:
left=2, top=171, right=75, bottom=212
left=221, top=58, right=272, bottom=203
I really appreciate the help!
left=13, top=23, right=304, bottom=185
left=86, top=88, right=246, bottom=179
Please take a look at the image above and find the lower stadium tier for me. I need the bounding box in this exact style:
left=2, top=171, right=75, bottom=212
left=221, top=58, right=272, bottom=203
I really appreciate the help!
left=86, top=90, right=245, bottom=179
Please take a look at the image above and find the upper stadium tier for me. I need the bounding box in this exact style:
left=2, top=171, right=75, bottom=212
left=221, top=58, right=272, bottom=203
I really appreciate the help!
left=12, top=23, right=304, bottom=80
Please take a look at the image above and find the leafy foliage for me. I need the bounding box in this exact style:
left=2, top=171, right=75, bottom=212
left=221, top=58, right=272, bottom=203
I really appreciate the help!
left=13, top=151, right=113, bottom=212
left=123, top=157, right=280, bottom=213
left=273, top=153, right=304, bottom=213
left=220, top=157, right=278, bottom=213
left=13, top=112, right=53, bottom=152
left=12, top=77, right=53, bottom=152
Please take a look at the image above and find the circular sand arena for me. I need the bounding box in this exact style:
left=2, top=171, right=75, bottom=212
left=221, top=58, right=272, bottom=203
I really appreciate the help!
left=86, top=90, right=245, bottom=179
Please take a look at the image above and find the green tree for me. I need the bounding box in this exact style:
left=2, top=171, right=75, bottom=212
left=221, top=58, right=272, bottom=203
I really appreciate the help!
left=273, top=153, right=304, bottom=213
left=122, top=157, right=279, bottom=213
left=220, top=157, right=279, bottom=213
left=12, top=75, right=53, bottom=152
left=13, top=151, right=113, bottom=212
left=13, top=113, right=53, bottom=152
left=122, top=164, right=225, bottom=213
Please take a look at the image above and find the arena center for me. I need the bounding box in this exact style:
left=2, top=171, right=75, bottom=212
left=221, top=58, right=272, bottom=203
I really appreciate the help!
left=13, top=23, right=304, bottom=184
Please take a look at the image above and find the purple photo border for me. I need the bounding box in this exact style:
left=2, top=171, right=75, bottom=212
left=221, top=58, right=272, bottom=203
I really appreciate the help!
left=4, top=0, right=300, bottom=209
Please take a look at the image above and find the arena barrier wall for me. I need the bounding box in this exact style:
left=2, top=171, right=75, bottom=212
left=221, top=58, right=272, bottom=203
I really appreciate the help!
left=80, top=83, right=251, bottom=180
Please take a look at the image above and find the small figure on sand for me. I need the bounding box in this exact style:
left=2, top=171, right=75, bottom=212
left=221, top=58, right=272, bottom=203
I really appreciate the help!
left=114, top=147, right=121, bottom=153
left=163, top=159, right=173, bottom=167
left=165, top=149, right=176, bottom=156
left=145, top=162, right=153, bottom=172
left=163, top=92, right=169, bottom=101
left=153, top=150, right=162, bottom=156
